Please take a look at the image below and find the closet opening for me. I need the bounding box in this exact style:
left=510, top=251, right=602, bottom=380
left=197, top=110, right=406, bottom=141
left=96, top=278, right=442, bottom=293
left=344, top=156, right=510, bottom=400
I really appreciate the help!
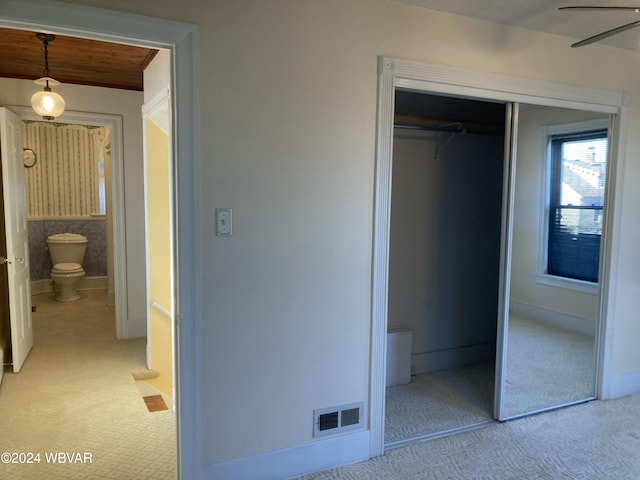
left=372, top=56, right=623, bottom=458
left=384, top=90, right=506, bottom=447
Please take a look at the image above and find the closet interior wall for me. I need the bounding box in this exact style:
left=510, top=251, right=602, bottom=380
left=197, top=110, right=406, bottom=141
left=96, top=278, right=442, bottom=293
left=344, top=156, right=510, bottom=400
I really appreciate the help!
left=388, top=92, right=506, bottom=376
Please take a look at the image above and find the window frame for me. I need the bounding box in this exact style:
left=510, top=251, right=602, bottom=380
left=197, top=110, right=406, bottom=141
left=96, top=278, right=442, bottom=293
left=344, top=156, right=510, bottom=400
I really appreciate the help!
left=536, top=118, right=609, bottom=295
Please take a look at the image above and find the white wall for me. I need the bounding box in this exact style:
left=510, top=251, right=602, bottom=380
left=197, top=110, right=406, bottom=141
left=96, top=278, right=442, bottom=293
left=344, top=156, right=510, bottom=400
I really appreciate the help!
left=19, top=0, right=640, bottom=476
left=0, top=77, right=147, bottom=336
left=389, top=129, right=503, bottom=374
left=144, top=48, right=171, bottom=103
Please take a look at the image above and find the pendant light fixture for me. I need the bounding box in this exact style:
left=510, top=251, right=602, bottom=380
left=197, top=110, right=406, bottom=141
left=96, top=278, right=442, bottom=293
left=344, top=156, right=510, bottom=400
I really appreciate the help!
left=31, top=33, right=65, bottom=120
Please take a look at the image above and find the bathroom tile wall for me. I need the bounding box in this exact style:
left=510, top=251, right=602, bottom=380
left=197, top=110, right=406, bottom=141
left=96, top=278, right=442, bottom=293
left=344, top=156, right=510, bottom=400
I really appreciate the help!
left=28, top=219, right=107, bottom=280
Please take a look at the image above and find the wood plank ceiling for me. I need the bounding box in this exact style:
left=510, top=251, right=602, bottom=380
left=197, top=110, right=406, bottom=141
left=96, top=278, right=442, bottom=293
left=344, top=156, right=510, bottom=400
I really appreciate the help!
left=0, top=27, right=158, bottom=91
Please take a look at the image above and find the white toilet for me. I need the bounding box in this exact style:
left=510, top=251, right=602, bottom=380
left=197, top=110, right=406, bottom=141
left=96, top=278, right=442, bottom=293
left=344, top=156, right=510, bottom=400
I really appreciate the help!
left=46, top=233, right=88, bottom=302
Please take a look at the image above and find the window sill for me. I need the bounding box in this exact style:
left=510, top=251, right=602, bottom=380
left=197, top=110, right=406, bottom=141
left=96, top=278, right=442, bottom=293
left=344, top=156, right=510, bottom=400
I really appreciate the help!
left=535, top=274, right=598, bottom=295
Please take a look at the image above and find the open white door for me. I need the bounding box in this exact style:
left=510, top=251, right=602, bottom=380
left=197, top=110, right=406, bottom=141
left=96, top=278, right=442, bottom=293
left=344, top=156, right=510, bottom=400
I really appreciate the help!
left=0, top=107, right=33, bottom=373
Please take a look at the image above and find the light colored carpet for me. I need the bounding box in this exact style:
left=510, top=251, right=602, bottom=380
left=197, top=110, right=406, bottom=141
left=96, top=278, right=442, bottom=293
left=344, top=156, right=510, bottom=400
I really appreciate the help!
left=0, top=290, right=176, bottom=479
left=385, top=363, right=494, bottom=444
left=503, top=315, right=596, bottom=417
left=300, top=392, right=640, bottom=479
left=385, top=316, right=596, bottom=445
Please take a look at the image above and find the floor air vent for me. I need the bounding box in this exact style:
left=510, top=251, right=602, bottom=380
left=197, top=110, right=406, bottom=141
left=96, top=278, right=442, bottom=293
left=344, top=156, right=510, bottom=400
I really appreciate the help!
left=313, top=402, right=364, bottom=438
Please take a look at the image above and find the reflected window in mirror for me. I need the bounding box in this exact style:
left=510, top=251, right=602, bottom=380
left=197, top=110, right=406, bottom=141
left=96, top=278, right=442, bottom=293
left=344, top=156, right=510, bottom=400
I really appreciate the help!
left=542, top=120, right=608, bottom=286
left=97, top=158, right=106, bottom=215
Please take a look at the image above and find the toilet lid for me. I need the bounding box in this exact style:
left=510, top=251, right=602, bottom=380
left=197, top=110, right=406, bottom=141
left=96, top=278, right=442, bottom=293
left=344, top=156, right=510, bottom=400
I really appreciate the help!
left=52, top=262, right=84, bottom=274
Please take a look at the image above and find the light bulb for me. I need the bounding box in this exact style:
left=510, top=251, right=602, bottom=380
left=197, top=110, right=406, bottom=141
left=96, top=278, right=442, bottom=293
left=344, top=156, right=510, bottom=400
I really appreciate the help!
left=31, top=87, right=65, bottom=120
left=42, top=95, right=55, bottom=112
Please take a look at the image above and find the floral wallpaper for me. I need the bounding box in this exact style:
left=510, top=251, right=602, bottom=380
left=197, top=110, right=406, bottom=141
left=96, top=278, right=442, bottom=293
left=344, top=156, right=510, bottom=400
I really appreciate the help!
left=23, top=121, right=107, bottom=217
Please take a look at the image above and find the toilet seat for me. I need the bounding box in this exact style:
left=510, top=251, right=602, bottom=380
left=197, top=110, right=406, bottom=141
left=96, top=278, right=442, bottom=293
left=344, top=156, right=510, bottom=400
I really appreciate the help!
left=52, top=262, right=84, bottom=274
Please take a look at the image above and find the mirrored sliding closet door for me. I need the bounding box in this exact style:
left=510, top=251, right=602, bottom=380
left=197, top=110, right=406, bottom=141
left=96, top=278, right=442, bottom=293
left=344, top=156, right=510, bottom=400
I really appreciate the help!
left=497, top=103, right=611, bottom=419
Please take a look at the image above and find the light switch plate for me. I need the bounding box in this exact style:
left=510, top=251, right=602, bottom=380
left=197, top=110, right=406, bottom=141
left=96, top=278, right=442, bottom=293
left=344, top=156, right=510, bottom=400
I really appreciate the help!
left=216, top=208, right=232, bottom=236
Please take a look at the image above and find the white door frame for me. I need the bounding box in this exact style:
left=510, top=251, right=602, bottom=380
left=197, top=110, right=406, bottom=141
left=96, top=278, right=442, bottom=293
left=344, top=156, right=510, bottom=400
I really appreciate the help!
left=370, top=56, right=628, bottom=457
left=0, top=1, right=201, bottom=478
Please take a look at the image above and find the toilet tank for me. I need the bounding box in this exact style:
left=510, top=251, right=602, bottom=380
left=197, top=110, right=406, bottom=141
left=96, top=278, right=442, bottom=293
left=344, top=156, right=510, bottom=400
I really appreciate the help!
left=47, top=233, right=88, bottom=265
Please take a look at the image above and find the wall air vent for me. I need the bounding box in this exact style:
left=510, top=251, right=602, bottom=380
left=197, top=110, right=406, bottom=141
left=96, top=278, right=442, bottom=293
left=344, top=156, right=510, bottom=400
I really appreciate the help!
left=313, top=402, right=364, bottom=438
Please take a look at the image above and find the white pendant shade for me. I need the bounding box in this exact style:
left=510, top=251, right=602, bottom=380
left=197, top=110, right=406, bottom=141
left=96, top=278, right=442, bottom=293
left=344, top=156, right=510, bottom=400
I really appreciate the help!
left=31, top=34, right=65, bottom=120
left=31, top=77, right=65, bottom=120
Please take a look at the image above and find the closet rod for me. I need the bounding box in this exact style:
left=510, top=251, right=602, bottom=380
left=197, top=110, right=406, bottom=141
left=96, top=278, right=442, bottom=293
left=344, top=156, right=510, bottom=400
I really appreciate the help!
left=394, top=114, right=504, bottom=136
left=394, top=123, right=465, bottom=134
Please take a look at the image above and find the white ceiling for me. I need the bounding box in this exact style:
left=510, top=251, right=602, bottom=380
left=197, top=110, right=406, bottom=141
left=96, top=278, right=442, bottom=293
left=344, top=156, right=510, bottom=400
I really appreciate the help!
left=393, top=0, right=640, bottom=51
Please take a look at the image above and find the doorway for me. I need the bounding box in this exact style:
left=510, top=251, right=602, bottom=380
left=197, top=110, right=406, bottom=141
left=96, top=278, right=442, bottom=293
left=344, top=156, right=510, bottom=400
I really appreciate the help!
left=0, top=1, right=199, bottom=477
left=16, top=108, right=123, bottom=311
left=384, top=91, right=506, bottom=447
left=0, top=55, right=176, bottom=477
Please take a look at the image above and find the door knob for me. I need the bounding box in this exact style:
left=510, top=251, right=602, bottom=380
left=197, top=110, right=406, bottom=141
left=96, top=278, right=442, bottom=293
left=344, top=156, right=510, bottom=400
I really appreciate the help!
left=0, top=256, right=11, bottom=265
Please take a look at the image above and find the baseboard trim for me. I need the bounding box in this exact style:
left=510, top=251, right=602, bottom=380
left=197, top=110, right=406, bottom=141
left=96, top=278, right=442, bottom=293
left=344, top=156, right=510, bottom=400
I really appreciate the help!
left=608, top=370, right=640, bottom=399
left=123, top=315, right=147, bottom=339
left=107, top=289, right=115, bottom=306
left=31, top=276, right=108, bottom=295
left=30, top=279, right=53, bottom=296
left=509, top=300, right=595, bottom=336
left=80, top=276, right=108, bottom=290
left=203, top=430, right=370, bottom=480
left=412, top=342, right=496, bottom=375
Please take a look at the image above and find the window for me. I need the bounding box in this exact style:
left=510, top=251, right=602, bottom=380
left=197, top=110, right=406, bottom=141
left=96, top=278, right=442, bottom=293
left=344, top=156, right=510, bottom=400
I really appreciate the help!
left=97, top=157, right=107, bottom=215
left=546, top=127, right=608, bottom=283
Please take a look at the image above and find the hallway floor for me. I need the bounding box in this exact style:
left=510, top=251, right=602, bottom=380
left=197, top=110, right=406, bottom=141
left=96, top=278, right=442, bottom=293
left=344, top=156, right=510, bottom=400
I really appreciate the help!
left=0, top=289, right=176, bottom=479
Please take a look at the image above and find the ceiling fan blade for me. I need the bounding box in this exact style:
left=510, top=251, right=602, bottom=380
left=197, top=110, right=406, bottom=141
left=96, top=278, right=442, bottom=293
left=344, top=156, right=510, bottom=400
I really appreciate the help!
left=571, top=19, right=640, bottom=47
left=559, top=6, right=640, bottom=12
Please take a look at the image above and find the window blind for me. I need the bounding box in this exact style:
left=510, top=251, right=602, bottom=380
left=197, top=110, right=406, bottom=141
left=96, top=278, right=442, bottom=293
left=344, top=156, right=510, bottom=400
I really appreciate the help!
left=547, top=129, right=607, bottom=282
